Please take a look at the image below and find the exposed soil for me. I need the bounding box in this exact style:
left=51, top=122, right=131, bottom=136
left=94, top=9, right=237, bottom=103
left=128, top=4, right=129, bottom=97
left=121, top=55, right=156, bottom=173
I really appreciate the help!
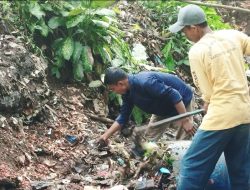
left=220, top=1, right=250, bottom=35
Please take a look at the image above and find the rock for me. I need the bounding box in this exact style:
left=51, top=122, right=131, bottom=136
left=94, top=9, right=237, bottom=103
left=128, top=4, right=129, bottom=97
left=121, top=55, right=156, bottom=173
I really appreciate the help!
left=84, top=186, right=101, bottom=190
left=18, top=155, right=26, bottom=166
left=0, top=34, right=49, bottom=119
left=135, top=179, right=155, bottom=190
left=31, top=181, right=53, bottom=190
left=109, top=185, right=128, bottom=190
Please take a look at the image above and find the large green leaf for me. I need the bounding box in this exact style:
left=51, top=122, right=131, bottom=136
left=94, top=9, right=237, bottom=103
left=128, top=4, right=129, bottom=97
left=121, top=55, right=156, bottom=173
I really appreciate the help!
left=165, top=54, right=175, bottom=71
left=53, top=56, right=64, bottom=68
left=48, top=17, right=64, bottom=29
left=29, top=2, right=45, bottom=19
left=94, top=8, right=115, bottom=17
left=83, top=63, right=92, bottom=72
left=51, top=67, right=61, bottom=79
left=68, top=8, right=85, bottom=16
left=90, top=1, right=115, bottom=8
left=41, top=3, right=53, bottom=11
left=66, top=15, right=85, bottom=28
left=73, top=62, right=84, bottom=81
left=81, top=46, right=93, bottom=72
left=73, top=29, right=85, bottom=36
left=52, top=38, right=64, bottom=50
left=34, top=20, right=49, bottom=37
left=100, top=46, right=112, bottom=63
left=89, top=80, right=103, bottom=88
left=162, top=41, right=175, bottom=71
left=111, top=57, right=124, bottom=67
left=162, top=41, right=172, bottom=60
left=62, top=38, right=74, bottom=61
left=108, top=26, right=122, bottom=34
left=72, top=42, right=83, bottom=63
left=108, top=92, right=122, bottom=106
left=111, top=44, right=123, bottom=59
left=102, top=16, right=118, bottom=24
left=132, top=106, right=145, bottom=125
left=40, top=21, right=49, bottom=37
left=92, top=20, right=109, bottom=28
left=60, top=10, right=69, bottom=17
left=177, top=59, right=189, bottom=66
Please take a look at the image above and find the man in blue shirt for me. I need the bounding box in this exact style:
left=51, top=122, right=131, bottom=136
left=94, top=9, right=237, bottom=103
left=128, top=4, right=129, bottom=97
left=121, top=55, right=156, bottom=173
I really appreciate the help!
left=99, top=67, right=195, bottom=149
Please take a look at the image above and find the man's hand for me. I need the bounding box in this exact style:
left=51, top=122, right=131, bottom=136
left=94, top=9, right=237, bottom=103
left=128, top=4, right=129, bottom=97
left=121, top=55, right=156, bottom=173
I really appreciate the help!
left=174, top=101, right=196, bottom=136
left=182, top=117, right=196, bottom=136
left=97, top=121, right=122, bottom=150
left=203, top=102, right=209, bottom=114
left=97, top=135, right=109, bottom=149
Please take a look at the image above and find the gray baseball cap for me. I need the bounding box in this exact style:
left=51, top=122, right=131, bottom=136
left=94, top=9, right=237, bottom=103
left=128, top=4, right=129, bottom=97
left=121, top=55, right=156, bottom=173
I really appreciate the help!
left=169, top=4, right=206, bottom=33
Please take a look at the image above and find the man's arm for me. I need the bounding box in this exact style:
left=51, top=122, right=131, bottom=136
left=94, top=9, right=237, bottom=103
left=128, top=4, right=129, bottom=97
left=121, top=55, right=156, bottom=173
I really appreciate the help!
left=99, top=121, right=122, bottom=142
left=98, top=94, right=134, bottom=143
left=145, top=78, right=195, bottom=135
left=175, top=100, right=195, bottom=135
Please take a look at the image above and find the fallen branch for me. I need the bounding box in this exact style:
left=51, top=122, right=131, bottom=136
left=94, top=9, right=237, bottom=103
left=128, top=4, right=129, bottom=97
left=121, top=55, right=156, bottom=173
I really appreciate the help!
left=86, top=113, right=114, bottom=124
left=45, top=104, right=58, bottom=116
left=44, top=104, right=71, bottom=122
left=139, top=64, right=173, bottom=73
left=177, top=0, right=250, bottom=13
left=133, top=160, right=150, bottom=178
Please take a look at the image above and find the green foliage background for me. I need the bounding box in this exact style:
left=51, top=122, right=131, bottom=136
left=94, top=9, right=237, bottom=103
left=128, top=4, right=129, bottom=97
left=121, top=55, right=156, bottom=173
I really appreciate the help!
left=141, top=0, right=231, bottom=69
left=0, top=0, right=232, bottom=125
left=9, top=0, right=132, bottom=81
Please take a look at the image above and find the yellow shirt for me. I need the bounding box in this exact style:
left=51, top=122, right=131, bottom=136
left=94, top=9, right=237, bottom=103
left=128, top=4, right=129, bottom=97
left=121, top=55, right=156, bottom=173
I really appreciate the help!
left=189, top=29, right=250, bottom=130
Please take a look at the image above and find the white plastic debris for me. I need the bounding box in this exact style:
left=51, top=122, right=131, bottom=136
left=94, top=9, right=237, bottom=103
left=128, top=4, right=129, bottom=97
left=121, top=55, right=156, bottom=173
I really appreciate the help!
left=131, top=43, right=148, bottom=61
left=246, top=69, right=250, bottom=77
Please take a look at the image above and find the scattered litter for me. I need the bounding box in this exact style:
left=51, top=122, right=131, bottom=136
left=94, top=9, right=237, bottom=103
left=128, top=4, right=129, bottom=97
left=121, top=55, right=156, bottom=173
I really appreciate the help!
left=135, top=178, right=155, bottom=190
left=65, top=135, right=78, bottom=144
left=31, top=181, right=53, bottom=190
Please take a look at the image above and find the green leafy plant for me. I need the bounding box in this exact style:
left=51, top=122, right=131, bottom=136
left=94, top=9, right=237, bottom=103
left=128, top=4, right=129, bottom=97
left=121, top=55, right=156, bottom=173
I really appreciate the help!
left=132, top=106, right=150, bottom=125
left=108, top=92, right=123, bottom=107
left=0, top=1, right=14, bottom=25
left=13, top=0, right=132, bottom=81
left=109, top=92, right=149, bottom=125
left=163, top=152, right=175, bottom=168
left=140, top=0, right=190, bottom=70
left=141, top=0, right=232, bottom=71
left=203, top=6, right=231, bottom=30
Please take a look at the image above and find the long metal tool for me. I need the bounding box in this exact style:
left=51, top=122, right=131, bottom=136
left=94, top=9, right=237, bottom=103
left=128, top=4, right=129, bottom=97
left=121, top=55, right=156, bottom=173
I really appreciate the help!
left=150, top=108, right=204, bottom=127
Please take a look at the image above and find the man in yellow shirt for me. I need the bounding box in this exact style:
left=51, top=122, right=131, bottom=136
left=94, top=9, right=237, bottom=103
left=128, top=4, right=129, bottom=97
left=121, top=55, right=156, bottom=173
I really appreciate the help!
left=169, top=4, right=250, bottom=190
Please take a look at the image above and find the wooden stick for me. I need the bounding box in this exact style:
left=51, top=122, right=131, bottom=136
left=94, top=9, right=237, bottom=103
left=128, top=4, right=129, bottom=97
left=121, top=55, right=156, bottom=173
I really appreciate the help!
left=177, top=0, right=250, bottom=13
left=86, top=113, right=114, bottom=124
left=150, top=109, right=204, bottom=128
left=44, top=104, right=72, bottom=122
left=45, top=104, right=58, bottom=116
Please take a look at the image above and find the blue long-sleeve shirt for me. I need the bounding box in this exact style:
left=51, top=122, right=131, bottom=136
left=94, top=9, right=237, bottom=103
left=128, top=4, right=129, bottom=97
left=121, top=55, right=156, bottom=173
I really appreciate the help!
left=116, top=72, right=193, bottom=127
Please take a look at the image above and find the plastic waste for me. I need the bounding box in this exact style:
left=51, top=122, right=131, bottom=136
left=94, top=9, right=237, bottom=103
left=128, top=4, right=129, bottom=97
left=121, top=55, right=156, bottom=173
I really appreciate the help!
left=117, top=157, right=125, bottom=166
left=135, top=177, right=155, bottom=190
left=141, top=141, right=158, bottom=153
left=157, top=167, right=171, bottom=189
left=65, top=135, right=78, bottom=144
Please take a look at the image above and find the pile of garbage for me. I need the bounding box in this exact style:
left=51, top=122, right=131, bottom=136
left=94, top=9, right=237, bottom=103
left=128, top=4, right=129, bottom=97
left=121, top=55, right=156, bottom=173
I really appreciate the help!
left=116, top=1, right=167, bottom=66
left=0, top=33, right=181, bottom=189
